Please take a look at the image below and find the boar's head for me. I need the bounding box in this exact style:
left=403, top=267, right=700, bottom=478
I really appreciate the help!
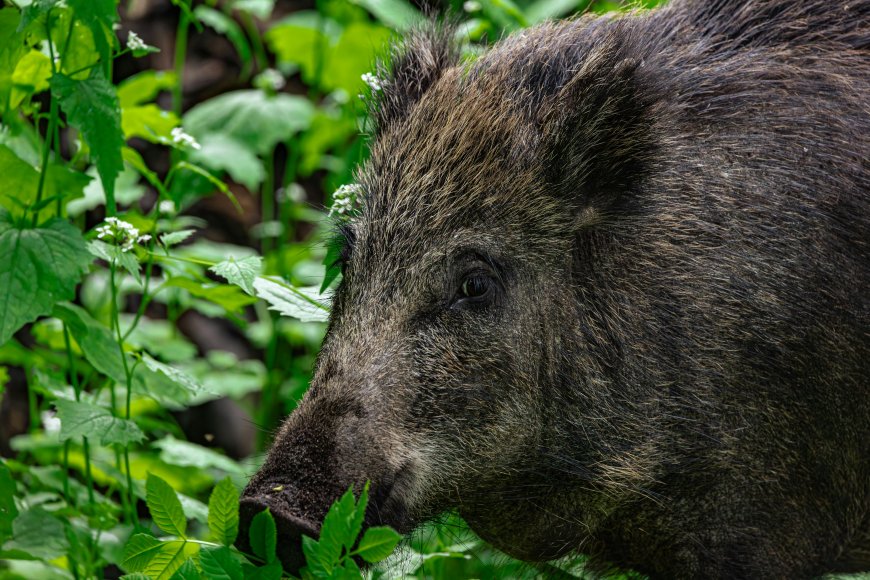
left=238, top=20, right=664, bottom=573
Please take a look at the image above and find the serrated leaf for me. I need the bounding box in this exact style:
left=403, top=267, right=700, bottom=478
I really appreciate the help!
left=210, top=256, right=261, bottom=296
left=122, top=533, right=165, bottom=572
left=354, top=526, right=401, bottom=563
left=132, top=539, right=198, bottom=580
left=253, top=277, right=330, bottom=323
left=0, top=144, right=92, bottom=219
left=0, top=461, right=18, bottom=544
left=3, top=506, right=68, bottom=559
left=169, top=559, right=202, bottom=580
left=51, top=70, right=124, bottom=212
left=88, top=239, right=142, bottom=284
left=189, top=134, right=264, bottom=191
left=0, top=212, right=92, bottom=346
left=146, top=473, right=187, bottom=538
left=300, top=534, right=327, bottom=578
left=183, top=90, right=314, bottom=156
left=122, top=104, right=179, bottom=144
left=165, top=277, right=258, bottom=314
left=348, top=482, right=368, bottom=551
left=208, top=477, right=240, bottom=546
left=53, top=302, right=128, bottom=383
left=117, top=70, right=177, bottom=108
left=248, top=509, right=276, bottom=563
left=199, top=546, right=243, bottom=580
left=243, top=560, right=283, bottom=580
left=55, top=398, right=145, bottom=446
left=141, top=354, right=202, bottom=398
left=160, top=229, right=196, bottom=248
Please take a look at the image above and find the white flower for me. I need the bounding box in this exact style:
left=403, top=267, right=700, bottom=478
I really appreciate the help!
left=171, top=127, right=201, bottom=150
left=361, top=72, right=383, bottom=92
left=41, top=410, right=61, bottom=435
left=127, top=31, right=148, bottom=52
left=158, top=200, right=176, bottom=215
left=463, top=0, right=481, bottom=12
left=256, top=68, right=286, bottom=91
left=329, top=184, right=362, bottom=217
left=94, top=217, right=149, bottom=252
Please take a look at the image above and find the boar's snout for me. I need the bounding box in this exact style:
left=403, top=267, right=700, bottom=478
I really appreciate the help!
left=236, top=495, right=318, bottom=574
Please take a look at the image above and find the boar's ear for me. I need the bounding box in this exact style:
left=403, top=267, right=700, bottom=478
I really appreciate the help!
left=368, top=22, right=460, bottom=134
left=538, top=39, right=659, bottom=218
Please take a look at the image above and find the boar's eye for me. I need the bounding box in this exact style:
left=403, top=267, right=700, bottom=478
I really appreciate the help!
left=457, top=273, right=495, bottom=304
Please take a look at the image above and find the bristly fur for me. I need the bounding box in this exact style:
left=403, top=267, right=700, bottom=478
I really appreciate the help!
left=243, top=1, right=870, bottom=577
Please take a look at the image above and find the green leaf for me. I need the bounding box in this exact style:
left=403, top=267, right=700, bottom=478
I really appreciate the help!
left=183, top=90, right=314, bottom=156
left=146, top=473, right=188, bottom=538
left=230, top=0, right=275, bottom=19
left=122, top=533, right=165, bottom=572
left=10, top=50, right=52, bottom=108
left=193, top=6, right=252, bottom=67
left=3, top=506, right=69, bottom=559
left=66, top=0, right=117, bottom=68
left=141, top=354, right=203, bottom=401
left=300, top=535, right=327, bottom=578
left=160, top=229, right=196, bottom=248
left=208, top=477, right=240, bottom=546
left=317, top=487, right=357, bottom=570
left=122, top=104, right=180, bottom=144
left=169, top=559, right=203, bottom=580
left=55, top=398, right=145, bottom=446
left=52, top=302, right=127, bottom=383
left=354, top=526, right=401, bottom=563
left=0, top=212, right=92, bottom=346
left=189, top=134, right=264, bottom=191
left=152, top=435, right=243, bottom=475
left=242, top=560, right=283, bottom=580
left=210, top=256, right=262, bottom=296
left=88, top=239, right=142, bottom=284
left=349, top=0, right=423, bottom=30
left=253, top=277, right=330, bottom=323
left=51, top=70, right=124, bottom=212
left=525, top=0, right=587, bottom=24
left=165, top=277, right=258, bottom=314
left=117, top=70, right=177, bottom=108
left=348, top=482, right=369, bottom=552
left=0, top=9, right=29, bottom=115
left=0, top=144, right=91, bottom=219
left=0, top=461, right=18, bottom=544
left=122, top=536, right=198, bottom=580
left=248, top=509, right=277, bottom=563
left=199, top=546, right=243, bottom=580
left=324, top=23, right=392, bottom=94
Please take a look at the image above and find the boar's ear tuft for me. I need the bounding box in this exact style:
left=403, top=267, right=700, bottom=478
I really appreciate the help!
left=538, top=35, right=660, bottom=216
left=368, top=21, right=460, bottom=134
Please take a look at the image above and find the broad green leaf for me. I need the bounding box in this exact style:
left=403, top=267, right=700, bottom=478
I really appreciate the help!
left=146, top=473, right=187, bottom=538
left=210, top=256, right=262, bottom=296
left=160, top=229, right=196, bottom=248
left=55, top=398, right=145, bottom=446
left=122, top=104, right=180, bottom=144
left=141, top=354, right=203, bottom=400
left=254, top=277, right=330, bottom=323
left=208, top=477, right=240, bottom=546
left=53, top=302, right=127, bottom=384
left=0, top=212, right=92, bottom=346
left=88, top=239, right=142, bottom=284
left=183, top=90, right=314, bottom=156
left=189, top=134, right=264, bottom=191
left=0, top=144, right=91, bottom=219
left=242, top=560, right=283, bottom=580
left=117, top=70, right=177, bottom=108
left=354, top=526, right=401, bottom=563
left=169, top=559, right=203, bottom=580
left=349, top=0, right=423, bottom=30
left=199, top=546, right=243, bottom=580
left=10, top=50, right=51, bottom=108
left=165, top=277, right=258, bottom=313
left=3, top=506, right=68, bottom=559
left=17, top=0, right=57, bottom=33
left=248, top=509, right=276, bottom=563
left=265, top=12, right=341, bottom=85
left=348, top=482, right=369, bottom=552
left=317, top=486, right=357, bottom=569
left=0, top=461, right=17, bottom=544
left=0, top=9, right=29, bottom=115
left=122, top=533, right=164, bottom=572
left=152, top=436, right=243, bottom=475
left=67, top=0, right=117, bottom=68
left=51, top=70, right=124, bottom=212
left=121, top=575, right=154, bottom=580
left=525, top=0, right=587, bottom=23
left=324, top=23, right=392, bottom=94
left=125, top=537, right=198, bottom=580
left=52, top=10, right=101, bottom=79
left=300, top=534, right=328, bottom=577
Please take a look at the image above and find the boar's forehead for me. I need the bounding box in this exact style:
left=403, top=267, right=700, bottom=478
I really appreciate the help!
left=352, top=69, right=567, bottom=273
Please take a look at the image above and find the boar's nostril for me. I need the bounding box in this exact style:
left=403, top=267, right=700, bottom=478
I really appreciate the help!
left=237, top=497, right=320, bottom=575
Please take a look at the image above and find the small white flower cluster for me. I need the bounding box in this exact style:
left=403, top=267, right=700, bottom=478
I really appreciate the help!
left=256, top=68, right=286, bottom=91
left=127, top=31, right=148, bottom=52
left=171, top=127, right=201, bottom=150
left=361, top=72, right=383, bottom=92
left=329, top=183, right=362, bottom=217
left=158, top=200, right=176, bottom=215
left=95, top=217, right=151, bottom=252
left=463, top=0, right=481, bottom=12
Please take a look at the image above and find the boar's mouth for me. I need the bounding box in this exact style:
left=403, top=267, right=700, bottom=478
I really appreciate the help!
left=236, top=467, right=412, bottom=574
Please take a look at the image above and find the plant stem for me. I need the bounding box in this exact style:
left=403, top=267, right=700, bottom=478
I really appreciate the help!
left=33, top=13, right=60, bottom=226
left=261, top=147, right=275, bottom=254
left=172, top=3, right=191, bottom=118
left=63, top=325, right=95, bottom=506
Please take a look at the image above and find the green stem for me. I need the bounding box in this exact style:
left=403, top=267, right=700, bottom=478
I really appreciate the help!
left=33, top=13, right=60, bottom=226
left=172, top=4, right=191, bottom=117
left=110, top=262, right=139, bottom=526
left=261, top=147, right=275, bottom=254
left=240, top=12, right=268, bottom=73
left=63, top=325, right=95, bottom=507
